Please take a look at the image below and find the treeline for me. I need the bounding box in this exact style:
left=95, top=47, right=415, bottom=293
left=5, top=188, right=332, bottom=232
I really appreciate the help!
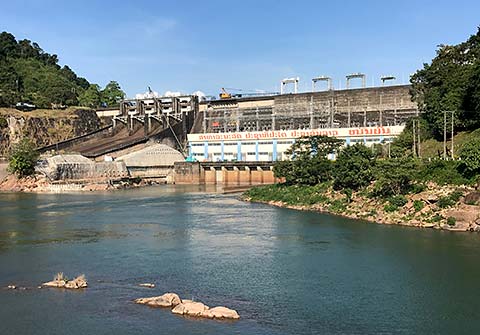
left=274, top=136, right=479, bottom=197
left=0, top=31, right=125, bottom=109
left=411, top=27, right=480, bottom=138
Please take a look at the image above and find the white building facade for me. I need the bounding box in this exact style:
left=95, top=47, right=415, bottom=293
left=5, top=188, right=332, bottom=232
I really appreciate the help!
left=187, top=125, right=404, bottom=162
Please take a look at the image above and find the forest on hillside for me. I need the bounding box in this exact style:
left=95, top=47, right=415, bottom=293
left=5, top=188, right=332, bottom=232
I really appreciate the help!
left=0, top=31, right=124, bottom=109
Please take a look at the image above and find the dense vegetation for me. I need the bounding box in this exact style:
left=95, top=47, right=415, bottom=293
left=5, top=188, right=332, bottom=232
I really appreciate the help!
left=260, top=26, right=480, bottom=205
left=411, top=27, right=480, bottom=138
left=0, top=31, right=125, bottom=108
left=246, top=135, right=479, bottom=218
left=273, top=135, right=477, bottom=191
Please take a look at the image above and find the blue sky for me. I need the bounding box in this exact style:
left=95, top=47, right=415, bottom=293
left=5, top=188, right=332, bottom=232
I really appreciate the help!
left=1, top=0, right=479, bottom=97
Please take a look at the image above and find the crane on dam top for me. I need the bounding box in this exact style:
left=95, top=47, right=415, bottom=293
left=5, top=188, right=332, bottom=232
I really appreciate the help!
left=219, top=88, right=233, bottom=99
left=219, top=87, right=278, bottom=99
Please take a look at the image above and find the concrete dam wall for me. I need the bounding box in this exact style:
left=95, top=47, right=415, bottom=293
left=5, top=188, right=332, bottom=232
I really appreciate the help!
left=199, top=85, right=418, bottom=133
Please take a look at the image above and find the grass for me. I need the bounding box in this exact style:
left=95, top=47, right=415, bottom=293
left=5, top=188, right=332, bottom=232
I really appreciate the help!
left=54, top=272, right=65, bottom=281
left=420, top=129, right=480, bottom=158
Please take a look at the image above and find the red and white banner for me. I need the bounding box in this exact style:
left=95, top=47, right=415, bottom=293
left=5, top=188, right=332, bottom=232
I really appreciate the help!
left=188, top=126, right=404, bottom=142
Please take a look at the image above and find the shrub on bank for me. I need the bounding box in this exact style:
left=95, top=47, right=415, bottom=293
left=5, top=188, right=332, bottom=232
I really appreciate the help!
left=7, top=138, right=39, bottom=177
left=437, top=190, right=463, bottom=208
left=372, top=158, right=418, bottom=196
left=413, top=200, right=424, bottom=212
left=416, top=160, right=470, bottom=186
left=244, top=183, right=330, bottom=205
left=333, top=144, right=375, bottom=190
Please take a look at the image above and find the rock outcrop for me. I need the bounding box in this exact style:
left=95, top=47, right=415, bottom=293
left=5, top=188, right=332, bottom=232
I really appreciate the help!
left=0, top=108, right=102, bottom=156
left=205, top=306, right=240, bottom=320
left=134, top=292, right=182, bottom=307
left=135, top=292, right=240, bottom=320
left=171, top=301, right=210, bottom=317
left=42, top=273, right=87, bottom=289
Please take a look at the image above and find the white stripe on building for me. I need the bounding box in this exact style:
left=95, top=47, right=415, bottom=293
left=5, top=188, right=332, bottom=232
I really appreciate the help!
left=188, top=125, right=404, bottom=162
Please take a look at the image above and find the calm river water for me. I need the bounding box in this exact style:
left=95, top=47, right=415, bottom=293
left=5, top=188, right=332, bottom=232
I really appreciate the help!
left=1, top=186, right=480, bottom=334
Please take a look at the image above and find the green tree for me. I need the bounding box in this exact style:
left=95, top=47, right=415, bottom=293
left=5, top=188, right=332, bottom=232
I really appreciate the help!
left=79, top=84, right=102, bottom=108
left=373, top=158, right=419, bottom=196
left=0, top=31, right=93, bottom=108
left=0, top=60, right=20, bottom=106
left=8, top=138, right=39, bottom=177
left=410, top=28, right=480, bottom=138
left=0, top=32, right=18, bottom=58
left=389, top=117, right=432, bottom=158
left=333, top=144, right=375, bottom=190
left=460, top=138, right=480, bottom=176
left=273, top=136, right=342, bottom=185
left=101, top=81, right=125, bottom=107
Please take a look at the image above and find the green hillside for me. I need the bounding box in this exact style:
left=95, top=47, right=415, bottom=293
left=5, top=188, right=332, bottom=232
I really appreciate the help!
left=0, top=32, right=124, bottom=109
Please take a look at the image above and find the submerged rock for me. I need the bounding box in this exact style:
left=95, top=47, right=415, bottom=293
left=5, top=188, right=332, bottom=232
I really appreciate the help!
left=135, top=292, right=181, bottom=307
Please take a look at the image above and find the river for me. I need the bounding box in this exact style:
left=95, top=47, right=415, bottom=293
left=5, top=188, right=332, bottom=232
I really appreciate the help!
left=1, top=186, right=479, bottom=334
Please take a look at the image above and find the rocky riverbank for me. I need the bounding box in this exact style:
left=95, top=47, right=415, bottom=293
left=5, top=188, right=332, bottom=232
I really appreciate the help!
left=243, top=183, right=480, bottom=232
left=0, top=174, right=144, bottom=193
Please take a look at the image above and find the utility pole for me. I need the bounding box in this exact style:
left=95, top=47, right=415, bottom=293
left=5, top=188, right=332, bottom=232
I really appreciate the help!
left=443, top=111, right=447, bottom=160
left=412, top=119, right=416, bottom=157
left=417, top=118, right=421, bottom=158
left=451, top=111, right=454, bottom=159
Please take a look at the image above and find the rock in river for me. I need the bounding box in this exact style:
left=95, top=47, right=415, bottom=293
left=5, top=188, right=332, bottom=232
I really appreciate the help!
left=206, top=306, right=240, bottom=320
left=42, top=273, right=87, bottom=289
left=135, top=292, right=240, bottom=320
left=171, top=301, right=210, bottom=317
left=135, top=292, right=182, bottom=307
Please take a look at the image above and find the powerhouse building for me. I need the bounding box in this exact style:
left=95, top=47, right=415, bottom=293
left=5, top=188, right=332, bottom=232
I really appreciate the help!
left=187, top=84, right=418, bottom=162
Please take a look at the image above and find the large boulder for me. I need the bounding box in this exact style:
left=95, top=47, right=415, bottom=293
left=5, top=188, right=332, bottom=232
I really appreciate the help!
left=171, top=301, right=210, bottom=317
left=64, top=275, right=88, bottom=289
left=205, top=306, right=240, bottom=320
left=135, top=293, right=181, bottom=308
left=42, top=280, right=66, bottom=288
